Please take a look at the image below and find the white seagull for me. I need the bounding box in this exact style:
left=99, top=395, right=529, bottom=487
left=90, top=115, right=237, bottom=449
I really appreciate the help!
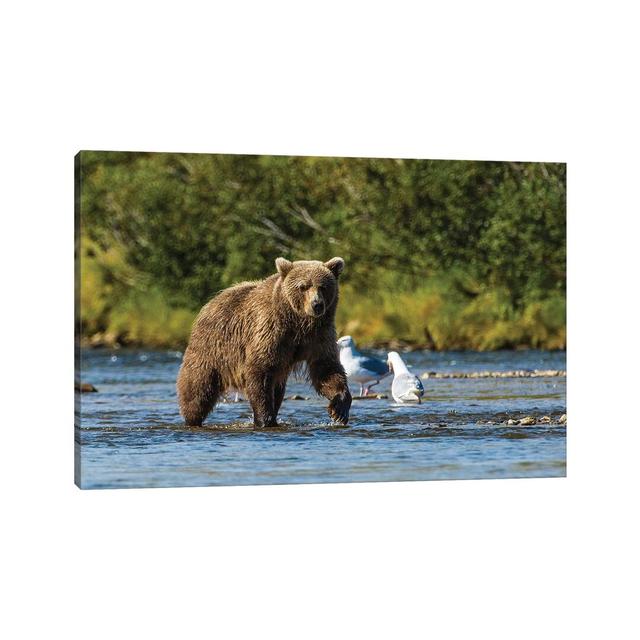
left=387, top=351, right=424, bottom=404
left=337, top=335, right=391, bottom=396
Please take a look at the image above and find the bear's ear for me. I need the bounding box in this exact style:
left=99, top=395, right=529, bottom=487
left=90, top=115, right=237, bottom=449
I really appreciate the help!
left=324, top=257, right=345, bottom=278
left=275, top=257, right=293, bottom=278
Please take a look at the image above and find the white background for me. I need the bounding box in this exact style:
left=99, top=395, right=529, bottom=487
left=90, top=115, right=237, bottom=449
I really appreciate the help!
left=2, top=1, right=639, bottom=638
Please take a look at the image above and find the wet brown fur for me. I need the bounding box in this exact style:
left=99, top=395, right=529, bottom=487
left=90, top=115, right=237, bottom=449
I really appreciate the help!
left=176, top=257, right=352, bottom=427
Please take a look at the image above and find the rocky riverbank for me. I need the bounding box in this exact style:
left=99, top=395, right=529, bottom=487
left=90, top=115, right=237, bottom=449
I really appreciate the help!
left=420, top=369, right=566, bottom=379
left=477, top=413, right=567, bottom=426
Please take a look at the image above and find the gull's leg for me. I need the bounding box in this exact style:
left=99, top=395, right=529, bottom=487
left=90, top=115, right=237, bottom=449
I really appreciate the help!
left=366, top=380, right=380, bottom=395
left=359, top=384, right=364, bottom=397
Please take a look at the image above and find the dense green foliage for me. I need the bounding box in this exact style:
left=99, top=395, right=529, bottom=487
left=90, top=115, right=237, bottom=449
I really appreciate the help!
left=77, top=152, right=565, bottom=350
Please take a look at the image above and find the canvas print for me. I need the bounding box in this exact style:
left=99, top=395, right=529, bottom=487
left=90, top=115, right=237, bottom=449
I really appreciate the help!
left=75, top=152, right=566, bottom=489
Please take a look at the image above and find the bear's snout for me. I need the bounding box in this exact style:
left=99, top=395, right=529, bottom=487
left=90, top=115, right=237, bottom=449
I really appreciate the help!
left=302, top=286, right=327, bottom=317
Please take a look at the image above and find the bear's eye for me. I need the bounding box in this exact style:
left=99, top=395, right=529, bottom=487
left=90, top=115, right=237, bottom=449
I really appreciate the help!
left=298, top=282, right=310, bottom=291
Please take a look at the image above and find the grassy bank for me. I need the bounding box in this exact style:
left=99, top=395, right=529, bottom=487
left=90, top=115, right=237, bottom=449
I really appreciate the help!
left=78, top=238, right=565, bottom=351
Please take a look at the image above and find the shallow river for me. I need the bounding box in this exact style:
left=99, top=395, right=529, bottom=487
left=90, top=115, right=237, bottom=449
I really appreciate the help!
left=76, top=349, right=566, bottom=489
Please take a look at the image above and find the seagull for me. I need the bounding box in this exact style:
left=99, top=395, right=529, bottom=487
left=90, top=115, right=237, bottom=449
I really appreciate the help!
left=337, top=335, right=391, bottom=396
left=387, top=351, right=424, bottom=404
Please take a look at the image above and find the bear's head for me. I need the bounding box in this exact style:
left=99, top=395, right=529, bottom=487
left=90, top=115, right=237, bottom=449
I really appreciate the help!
left=275, top=257, right=344, bottom=319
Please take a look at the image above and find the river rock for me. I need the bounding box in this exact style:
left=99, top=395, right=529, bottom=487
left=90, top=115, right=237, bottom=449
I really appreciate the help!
left=88, top=332, right=120, bottom=348
left=88, top=332, right=104, bottom=347
left=75, top=382, right=98, bottom=393
left=559, top=414, right=567, bottom=424
left=288, top=394, right=308, bottom=400
left=519, top=416, right=536, bottom=426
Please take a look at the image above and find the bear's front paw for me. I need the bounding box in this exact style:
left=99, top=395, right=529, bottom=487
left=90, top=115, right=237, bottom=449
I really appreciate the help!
left=328, top=390, right=352, bottom=425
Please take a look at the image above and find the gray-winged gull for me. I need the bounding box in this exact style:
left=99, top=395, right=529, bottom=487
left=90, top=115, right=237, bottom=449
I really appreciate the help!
left=387, top=351, right=424, bottom=403
left=337, top=335, right=391, bottom=396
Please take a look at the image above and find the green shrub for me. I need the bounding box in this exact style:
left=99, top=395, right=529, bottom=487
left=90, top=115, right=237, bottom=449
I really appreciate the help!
left=77, top=153, right=565, bottom=350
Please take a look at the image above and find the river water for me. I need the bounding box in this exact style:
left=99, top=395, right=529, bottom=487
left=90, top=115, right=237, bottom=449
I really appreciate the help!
left=76, top=349, right=566, bottom=489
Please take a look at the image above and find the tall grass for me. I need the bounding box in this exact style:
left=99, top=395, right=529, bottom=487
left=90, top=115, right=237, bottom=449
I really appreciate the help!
left=79, top=238, right=194, bottom=348
left=336, top=281, right=565, bottom=350
left=79, top=238, right=565, bottom=351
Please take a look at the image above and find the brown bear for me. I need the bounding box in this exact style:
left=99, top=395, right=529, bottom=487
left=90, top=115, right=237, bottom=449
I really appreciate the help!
left=176, top=257, right=352, bottom=428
